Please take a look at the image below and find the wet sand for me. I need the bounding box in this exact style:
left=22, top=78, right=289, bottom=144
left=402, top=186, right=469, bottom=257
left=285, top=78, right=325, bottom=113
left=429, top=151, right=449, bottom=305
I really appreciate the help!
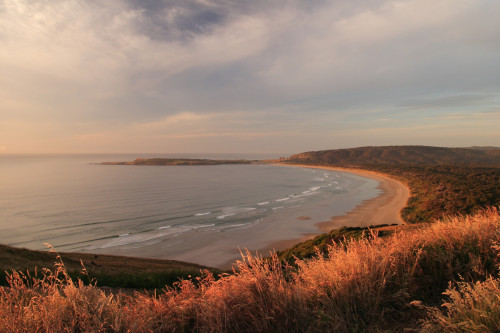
left=242, top=164, right=411, bottom=268
left=285, top=165, right=411, bottom=231
left=98, top=165, right=410, bottom=270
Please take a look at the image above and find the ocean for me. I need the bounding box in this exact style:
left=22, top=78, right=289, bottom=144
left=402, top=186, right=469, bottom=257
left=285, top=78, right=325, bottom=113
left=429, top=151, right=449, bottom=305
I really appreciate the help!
left=0, top=154, right=381, bottom=266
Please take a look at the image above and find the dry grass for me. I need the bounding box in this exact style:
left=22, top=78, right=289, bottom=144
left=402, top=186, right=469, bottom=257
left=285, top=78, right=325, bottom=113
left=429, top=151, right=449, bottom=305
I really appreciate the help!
left=0, top=208, right=498, bottom=332
left=423, top=241, right=500, bottom=332
left=0, top=247, right=123, bottom=332
left=0, top=243, right=213, bottom=290
left=423, top=277, right=500, bottom=332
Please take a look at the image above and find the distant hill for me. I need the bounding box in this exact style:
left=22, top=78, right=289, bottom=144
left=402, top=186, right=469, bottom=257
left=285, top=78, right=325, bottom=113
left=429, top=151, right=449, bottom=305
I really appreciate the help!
left=286, top=145, right=500, bottom=165
left=463, top=146, right=500, bottom=151
left=286, top=146, right=500, bottom=224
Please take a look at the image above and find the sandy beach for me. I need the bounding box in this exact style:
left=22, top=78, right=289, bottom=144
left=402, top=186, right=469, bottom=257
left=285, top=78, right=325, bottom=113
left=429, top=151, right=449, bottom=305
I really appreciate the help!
left=285, top=165, right=411, bottom=231
left=98, top=164, right=410, bottom=270
left=249, top=164, right=411, bottom=266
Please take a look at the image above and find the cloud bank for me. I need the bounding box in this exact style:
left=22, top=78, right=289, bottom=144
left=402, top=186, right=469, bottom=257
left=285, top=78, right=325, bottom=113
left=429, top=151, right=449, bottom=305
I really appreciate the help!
left=1, top=0, right=499, bottom=154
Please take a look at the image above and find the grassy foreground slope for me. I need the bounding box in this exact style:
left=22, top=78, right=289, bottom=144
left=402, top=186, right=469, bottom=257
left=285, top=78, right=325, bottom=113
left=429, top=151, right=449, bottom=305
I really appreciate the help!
left=0, top=244, right=217, bottom=290
left=1, top=209, right=498, bottom=332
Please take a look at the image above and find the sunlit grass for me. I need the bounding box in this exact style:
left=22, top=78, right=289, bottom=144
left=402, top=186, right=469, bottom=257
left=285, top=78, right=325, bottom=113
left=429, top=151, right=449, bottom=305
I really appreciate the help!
left=423, top=277, right=500, bottom=332
left=1, top=208, right=498, bottom=332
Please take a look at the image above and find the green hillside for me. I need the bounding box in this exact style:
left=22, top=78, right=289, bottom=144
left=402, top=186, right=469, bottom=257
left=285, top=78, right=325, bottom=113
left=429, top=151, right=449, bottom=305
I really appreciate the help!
left=287, top=145, right=500, bottom=165
left=284, top=146, right=500, bottom=223
left=0, top=244, right=219, bottom=290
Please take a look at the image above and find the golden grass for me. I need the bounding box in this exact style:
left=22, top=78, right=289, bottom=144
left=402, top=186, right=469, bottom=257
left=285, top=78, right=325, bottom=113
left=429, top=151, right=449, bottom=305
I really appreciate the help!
left=1, top=208, right=498, bottom=332
left=424, top=277, right=500, bottom=332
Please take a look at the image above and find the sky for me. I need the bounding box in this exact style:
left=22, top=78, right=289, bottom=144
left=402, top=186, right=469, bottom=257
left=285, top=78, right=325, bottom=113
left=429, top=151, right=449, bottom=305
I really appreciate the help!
left=1, top=0, right=499, bottom=155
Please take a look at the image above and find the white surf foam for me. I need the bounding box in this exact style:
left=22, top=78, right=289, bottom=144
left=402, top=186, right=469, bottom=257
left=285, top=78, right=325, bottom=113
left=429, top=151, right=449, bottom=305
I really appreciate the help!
left=194, top=212, right=211, bottom=216
left=217, top=207, right=257, bottom=219
left=101, top=224, right=216, bottom=248
left=217, top=213, right=237, bottom=219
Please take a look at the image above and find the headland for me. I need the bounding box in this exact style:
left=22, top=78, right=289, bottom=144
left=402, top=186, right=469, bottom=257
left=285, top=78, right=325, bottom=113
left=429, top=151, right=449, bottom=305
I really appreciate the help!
left=102, top=158, right=254, bottom=166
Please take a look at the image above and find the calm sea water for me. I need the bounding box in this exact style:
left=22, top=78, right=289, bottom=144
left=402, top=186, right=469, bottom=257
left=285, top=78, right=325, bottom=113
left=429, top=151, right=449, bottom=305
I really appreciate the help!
left=0, top=154, right=380, bottom=255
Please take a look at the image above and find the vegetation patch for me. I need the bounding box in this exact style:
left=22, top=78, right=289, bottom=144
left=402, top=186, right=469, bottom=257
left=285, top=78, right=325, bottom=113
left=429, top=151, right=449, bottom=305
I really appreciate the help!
left=0, top=244, right=218, bottom=290
left=423, top=277, right=500, bottom=332
left=284, top=146, right=500, bottom=224
left=277, top=224, right=399, bottom=263
left=371, top=164, right=500, bottom=223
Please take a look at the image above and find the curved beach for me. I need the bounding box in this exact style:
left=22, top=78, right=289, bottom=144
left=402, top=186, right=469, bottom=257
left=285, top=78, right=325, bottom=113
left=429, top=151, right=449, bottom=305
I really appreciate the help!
left=285, top=165, right=411, bottom=231
left=254, top=165, right=411, bottom=263
left=106, top=164, right=410, bottom=269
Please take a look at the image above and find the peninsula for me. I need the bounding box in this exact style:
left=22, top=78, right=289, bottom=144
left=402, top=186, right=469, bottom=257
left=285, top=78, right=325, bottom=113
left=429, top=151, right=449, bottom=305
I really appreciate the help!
left=102, top=158, right=255, bottom=166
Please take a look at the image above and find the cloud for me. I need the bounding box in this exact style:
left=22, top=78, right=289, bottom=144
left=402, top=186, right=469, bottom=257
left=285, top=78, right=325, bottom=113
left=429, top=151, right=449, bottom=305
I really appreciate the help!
left=440, top=111, right=500, bottom=120
left=136, top=109, right=306, bottom=138
left=1, top=0, right=499, bottom=153
left=399, top=94, right=495, bottom=109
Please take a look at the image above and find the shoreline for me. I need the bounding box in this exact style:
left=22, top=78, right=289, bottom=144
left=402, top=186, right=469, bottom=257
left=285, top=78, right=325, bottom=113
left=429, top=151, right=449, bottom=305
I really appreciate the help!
left=280, top=164, right=411, bottom=230
left=1, top=164, right=411, bottom=271
left=219, top=164, right=411, bottom=269
left=247, top=164, right=411, bottom=265
left=94, top=163, right=411, bottom=270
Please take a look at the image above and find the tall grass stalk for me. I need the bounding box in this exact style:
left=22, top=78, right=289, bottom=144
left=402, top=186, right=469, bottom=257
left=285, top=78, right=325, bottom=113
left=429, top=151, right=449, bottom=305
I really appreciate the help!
left=424, top=277, right=500, bottom=332
left=0, top=247, right=122, bottom=332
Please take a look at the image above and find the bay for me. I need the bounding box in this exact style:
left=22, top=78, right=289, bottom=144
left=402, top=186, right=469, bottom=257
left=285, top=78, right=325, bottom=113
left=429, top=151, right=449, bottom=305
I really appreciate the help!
left=0, top=154, right=380, bottom=266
